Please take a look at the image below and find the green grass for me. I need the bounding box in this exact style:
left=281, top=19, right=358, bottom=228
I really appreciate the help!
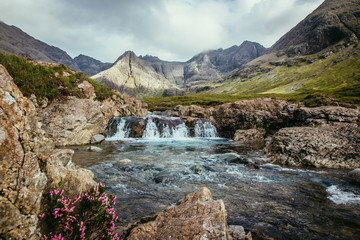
left=0, top=53, right=115, bottom=102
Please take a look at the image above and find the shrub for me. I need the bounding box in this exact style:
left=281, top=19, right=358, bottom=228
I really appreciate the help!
left=39, top=183, right=119, bottom=240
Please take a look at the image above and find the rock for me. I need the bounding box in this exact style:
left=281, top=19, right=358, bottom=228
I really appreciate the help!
left=0, top=64, right=50, bottom=238
left=91, top=134, right=105, bottom=144
left=190, top=165, right=205, bottom=174
left=154, top=171, right=181, bottom=184
left=38, top=96, right=107, bottom=146
left=265, top=123, right=360, bottom=168
left=294, top=106, right=360, bottom=126
left=78, top=80, right=96, bottom=99
left=100, top=93, right=148, bottom=123
left=126, top=187, right=231, bottom=239
left=219, top=153, right=253, bottom=165
left=116, top=159, right=132, bottom=166
left=0, top=65, right=97, bottom=238
left=347, top=169, right=360, bottom=185
left=229, top=225, right=253, bottom=240
left=233, top=128, right=266, bottom=142
left=212, top=98, right=290, bottom=138
left=261, top=164, right=283, bottom=171
left=88, top=146, right=103, bottom=152
left=46, top=149, right=96, bottom=198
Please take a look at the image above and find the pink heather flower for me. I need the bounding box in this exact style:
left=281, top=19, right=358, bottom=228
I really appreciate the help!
left=38, top=213, right=45, bottom=218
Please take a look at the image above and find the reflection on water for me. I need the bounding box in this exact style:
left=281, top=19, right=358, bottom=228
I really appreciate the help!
left=71, top=139, right=360, bottom=240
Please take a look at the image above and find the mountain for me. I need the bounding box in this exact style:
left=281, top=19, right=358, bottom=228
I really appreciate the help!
left=0, top=21, right=79, bottom=70
left=93, top=51, right=179, bottom=98
left=0, top=21, right=109, bottom=76
left=73, top=54, right=111, bottom=76
left=199, top=0, right=360, bottom=103
left=93, top=41, right=266, bottom=98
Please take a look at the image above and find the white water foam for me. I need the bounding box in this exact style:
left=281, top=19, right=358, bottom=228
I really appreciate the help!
left=326, top=185, right=360, bottom=205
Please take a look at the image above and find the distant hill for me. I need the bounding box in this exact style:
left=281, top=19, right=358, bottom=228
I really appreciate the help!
left=0, top=21, right=110, bottom=76
left=93, top=41, right=266, bottom=98
left=0, top=21, right=79, bottom=70
left=198, top=0, right=360, bottom=104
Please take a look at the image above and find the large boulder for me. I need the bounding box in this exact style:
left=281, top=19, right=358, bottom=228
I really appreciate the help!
left=38, top=96, right=107, bottom=146
left=46, top=149, right=96, bottom=198
left=0, top=65, right=52, bottom=239
left=265, top=123, right=360, bottom=168
left=125, top=187, right=231, bottom=240
left=213, top=98, right=291, bottom=138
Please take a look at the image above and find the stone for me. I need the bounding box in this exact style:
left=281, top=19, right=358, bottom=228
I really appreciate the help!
left=78, top=80, right=96, bottom=99
left=116, top=159, right=132, bottom=166
left=88, top=146, right=103, bottom=152
left=347, top=168, right=360, bottom=185
left=265, top=123, right=360, bottom=168
left=38, top=96, right=107, bottom=146
left=219, top=153, right=253, bottom=165
left=91, top=134, right=105, bottom=144
left=46, top=149, right=96, bottom=198
left=233, top=128, right=266, bottom=142
left=0, top=64, right=49, bottom=239
left=229, top=225, right=253, bottom=240
left=126, top=187, right=231, bottom=240
left=154, top=171, right=181, bottom=184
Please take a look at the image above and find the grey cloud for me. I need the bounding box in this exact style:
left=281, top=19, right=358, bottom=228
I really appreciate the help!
left=0, top=0, right=324, bottom=62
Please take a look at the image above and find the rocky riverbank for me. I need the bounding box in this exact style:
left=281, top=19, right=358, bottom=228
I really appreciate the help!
left=160, top=98, right=360, bottom=169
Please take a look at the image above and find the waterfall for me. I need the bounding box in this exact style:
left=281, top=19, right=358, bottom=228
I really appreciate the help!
left=194, top=120, right=218, bottom=138
left=106, top=115, right=217, bottom=140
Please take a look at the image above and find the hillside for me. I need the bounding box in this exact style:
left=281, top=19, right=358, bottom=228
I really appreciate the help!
left=0, top=21, right=110, bottom=76
left=93, top=41, right=266, bottom=98
left=196, top=0, right=360, bottom=104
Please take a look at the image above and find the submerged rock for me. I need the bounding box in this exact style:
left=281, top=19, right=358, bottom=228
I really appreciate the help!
left=347, top=169, right=360, bottom=185
left=154, top=171, right=181, bottom=184
left=124, top=187, right=232, bottom=239
left=220, top=153, right=253, bottom=165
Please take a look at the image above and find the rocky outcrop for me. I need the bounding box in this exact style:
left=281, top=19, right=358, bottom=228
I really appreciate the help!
left=37, top=90, right=147, bottom=146
left=0, top=64, right=96, bottom=239
left=347, top=169, right=360, bottom=185
left=265, top=123, right=360, bottom=168
left=233, top=128, right=266, bottom=142
left=213, top=98, right=291, bottom=138
left=46, top=149, right=96, bottom=198
left=0, top=64, right=52, bottom=238
left=122, top=187, right=239, bottom=240
left=38, top=96, right=106, bottom=146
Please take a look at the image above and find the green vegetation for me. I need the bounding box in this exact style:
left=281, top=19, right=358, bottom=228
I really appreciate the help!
left=0, top=53, right=115, bottom=102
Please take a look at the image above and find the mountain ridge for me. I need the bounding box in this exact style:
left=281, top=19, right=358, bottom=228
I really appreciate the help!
left=93, top=41, right=267, bottom=98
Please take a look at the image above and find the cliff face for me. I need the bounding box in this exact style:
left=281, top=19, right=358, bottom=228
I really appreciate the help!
left=0, top=65, right=97, bottom=238
left=0, top=64, right=50, bottom=238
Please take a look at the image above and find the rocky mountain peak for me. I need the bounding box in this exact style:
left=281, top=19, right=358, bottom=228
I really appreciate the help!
left=270, top=0, right=360, bottom=56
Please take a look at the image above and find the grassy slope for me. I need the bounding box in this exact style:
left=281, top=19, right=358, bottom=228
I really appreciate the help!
left=144, top=44, right=360, bottom=111
left=0, top=53, right=115, bottom=102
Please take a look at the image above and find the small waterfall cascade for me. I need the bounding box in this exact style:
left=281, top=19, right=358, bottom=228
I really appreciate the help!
left=194, top=119, right=218, bottom=138
left=106, top=115, right=218, bottom=140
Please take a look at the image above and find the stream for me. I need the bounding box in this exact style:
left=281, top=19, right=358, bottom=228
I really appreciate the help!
left=71, top=115, right=360, bottom=239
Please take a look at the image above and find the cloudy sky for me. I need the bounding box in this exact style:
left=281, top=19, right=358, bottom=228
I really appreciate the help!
left=1, top=0, right=323, bottom=62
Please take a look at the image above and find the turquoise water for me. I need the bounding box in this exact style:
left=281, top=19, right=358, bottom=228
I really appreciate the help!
left=71, top=138, right=360, bottom=239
